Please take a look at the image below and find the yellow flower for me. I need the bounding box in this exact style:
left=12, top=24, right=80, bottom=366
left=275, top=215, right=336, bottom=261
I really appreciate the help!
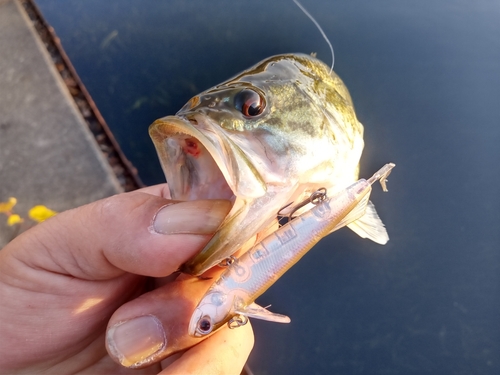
left=0, top=197, right=17, bottom=213
left=7, top=214, right=23, bottom=226
left=29, top=205, right=57, bottom=222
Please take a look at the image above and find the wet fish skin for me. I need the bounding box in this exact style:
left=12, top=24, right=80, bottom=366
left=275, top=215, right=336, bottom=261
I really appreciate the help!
left=150, top=53, right=387, bottom=276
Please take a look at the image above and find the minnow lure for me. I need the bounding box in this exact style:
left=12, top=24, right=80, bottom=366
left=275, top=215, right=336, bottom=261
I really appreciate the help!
left=188, top=163, right=395, bottom=337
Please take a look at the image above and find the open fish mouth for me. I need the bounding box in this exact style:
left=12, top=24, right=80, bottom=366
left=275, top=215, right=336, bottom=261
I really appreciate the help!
left=149, top=114, right=270, bottom=274
left=148, top=53, right=389, bottom=275
left=150, top=114, right=266, bottom=201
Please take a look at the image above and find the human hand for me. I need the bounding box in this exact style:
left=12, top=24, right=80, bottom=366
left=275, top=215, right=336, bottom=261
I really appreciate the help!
left=0, top=185, right=254, bottom=374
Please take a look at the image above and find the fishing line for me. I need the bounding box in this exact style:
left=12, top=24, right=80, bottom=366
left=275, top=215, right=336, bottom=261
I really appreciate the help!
left=292, top=0, right=335, bottom=74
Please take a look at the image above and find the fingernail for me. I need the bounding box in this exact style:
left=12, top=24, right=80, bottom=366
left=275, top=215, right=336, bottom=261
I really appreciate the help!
left=107, top=315, right=166, bottom=368
left=153, top=200, right=231, bottom=235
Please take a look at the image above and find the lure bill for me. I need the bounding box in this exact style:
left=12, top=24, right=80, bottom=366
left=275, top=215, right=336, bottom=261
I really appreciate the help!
left=188, top=163, right=395, bottom=337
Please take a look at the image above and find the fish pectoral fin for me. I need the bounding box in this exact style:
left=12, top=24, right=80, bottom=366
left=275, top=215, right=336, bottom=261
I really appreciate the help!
left=346, top=201, right=389, bottom=245
left=328, top=190, right=371, bottom=233
left=235, top=302, right=291, bottom=323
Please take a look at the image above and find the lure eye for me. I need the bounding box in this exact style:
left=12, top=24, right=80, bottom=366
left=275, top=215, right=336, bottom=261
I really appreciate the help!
left=234, top=89, right=265, bottom=117
left=197, top=316, right=213, bottom=334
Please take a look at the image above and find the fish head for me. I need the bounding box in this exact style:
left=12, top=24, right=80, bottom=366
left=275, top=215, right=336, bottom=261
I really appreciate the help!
left=149, top=53, right=364, bottom=275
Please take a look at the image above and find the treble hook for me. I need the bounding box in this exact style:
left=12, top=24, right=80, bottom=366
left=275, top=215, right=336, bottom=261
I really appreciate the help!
left=277, top=187, right=328, bottom=221
left=228, top=314, right=249, bottom=329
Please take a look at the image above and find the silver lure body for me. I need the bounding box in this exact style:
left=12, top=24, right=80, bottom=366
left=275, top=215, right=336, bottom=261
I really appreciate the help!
left=188, top=163, right=395, bottom=337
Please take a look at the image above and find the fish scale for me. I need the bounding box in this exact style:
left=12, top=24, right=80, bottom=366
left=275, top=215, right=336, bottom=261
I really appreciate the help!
left=150, top=54, right=390, bottom=276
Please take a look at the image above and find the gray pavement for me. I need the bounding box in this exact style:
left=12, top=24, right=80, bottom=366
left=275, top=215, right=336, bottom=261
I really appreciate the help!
left=0, top=0, right=123, bottom=247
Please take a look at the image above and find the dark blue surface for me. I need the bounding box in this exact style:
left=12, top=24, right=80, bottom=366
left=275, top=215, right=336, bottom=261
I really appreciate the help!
left=36, top=0, right=500, bottom=373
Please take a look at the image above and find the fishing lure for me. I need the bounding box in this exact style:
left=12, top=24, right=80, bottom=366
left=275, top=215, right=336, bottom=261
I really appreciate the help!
left=188, top=163, right=395, bottom=337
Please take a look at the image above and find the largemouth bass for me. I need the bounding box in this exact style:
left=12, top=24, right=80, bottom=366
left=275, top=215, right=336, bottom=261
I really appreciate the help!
left=188, top=163, right=394, bottom=337
left=149, top=53, right=389, bottom=276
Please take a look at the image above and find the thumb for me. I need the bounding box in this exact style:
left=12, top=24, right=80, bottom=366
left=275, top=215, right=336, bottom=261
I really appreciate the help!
left=8, top=188, right=231, bottom=280
left=0, top=186, right=232, bottom=372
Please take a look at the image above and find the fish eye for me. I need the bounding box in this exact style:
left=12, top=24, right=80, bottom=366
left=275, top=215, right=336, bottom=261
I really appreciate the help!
left=234, top=89, right=265, bottom=117
left=197, top=316, right=213, bottom=334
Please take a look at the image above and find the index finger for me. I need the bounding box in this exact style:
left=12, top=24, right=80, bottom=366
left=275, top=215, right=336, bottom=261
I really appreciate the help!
left=135, top=183, right=172, bottom=199
left=6, top=187, right=231, bottom=280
